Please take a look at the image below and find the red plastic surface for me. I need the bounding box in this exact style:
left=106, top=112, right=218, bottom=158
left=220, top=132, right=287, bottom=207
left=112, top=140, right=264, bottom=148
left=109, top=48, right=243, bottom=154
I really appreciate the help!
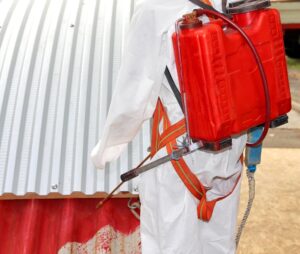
left=173, top=8, right=291, bottom=142
left=0, top=199, right=140, bottom=254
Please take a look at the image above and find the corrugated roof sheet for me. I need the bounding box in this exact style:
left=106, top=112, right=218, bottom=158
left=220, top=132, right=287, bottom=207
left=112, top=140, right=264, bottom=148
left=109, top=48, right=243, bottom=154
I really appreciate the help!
left=0, top=0, right=150, bottom=197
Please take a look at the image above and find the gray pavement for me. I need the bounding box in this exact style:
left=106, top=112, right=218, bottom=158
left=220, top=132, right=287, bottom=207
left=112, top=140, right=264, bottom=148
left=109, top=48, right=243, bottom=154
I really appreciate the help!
left=238, top=66, right=300, bottom=254
left=264, top=68, right=300, bottom=148
left=289, top=70, right=300, bottom=114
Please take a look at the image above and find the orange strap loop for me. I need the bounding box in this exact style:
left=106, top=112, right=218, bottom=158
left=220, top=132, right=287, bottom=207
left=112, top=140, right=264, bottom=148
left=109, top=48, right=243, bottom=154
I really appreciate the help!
left=150, top=99, right=241, bottom=221
left=150, top=99, right=186, bottom=158
left=202, top=0, right=213, bottom=6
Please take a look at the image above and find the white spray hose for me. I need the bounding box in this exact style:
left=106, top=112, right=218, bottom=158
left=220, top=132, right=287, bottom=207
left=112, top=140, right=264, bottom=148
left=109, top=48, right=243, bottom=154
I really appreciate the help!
left=236, top=126, right=263, bottom=249
left=236, top=169, right=256, bottom=247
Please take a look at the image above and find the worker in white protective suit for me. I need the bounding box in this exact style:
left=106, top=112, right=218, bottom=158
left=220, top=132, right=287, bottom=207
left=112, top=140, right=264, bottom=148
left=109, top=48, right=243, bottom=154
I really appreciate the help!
left=91, top=0, right=247, bottom=253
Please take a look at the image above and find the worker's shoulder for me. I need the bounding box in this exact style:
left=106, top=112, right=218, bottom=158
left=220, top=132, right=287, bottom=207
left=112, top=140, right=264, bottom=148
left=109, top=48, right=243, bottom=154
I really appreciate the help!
left=135, top=0, right=157, bottom=13
left=136, top=0, right=182, bottom=12
left=133, top=0, right=186, bottom=30
left=133, top=0, right=164, bottom=22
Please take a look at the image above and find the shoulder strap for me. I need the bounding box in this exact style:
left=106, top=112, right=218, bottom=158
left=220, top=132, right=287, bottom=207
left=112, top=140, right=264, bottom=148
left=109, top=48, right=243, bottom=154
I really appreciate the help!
left=164, top=67, right=184, bottom=112
left=188, top=0, right=230, bottom=16
left=188, top=0, right=219, bottom=12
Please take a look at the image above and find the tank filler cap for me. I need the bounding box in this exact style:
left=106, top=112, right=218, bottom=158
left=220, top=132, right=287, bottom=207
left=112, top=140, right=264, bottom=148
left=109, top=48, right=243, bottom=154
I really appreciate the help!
left=227, top=0, right=271, bottom=14
left=180, top=12, right=203, bottom=29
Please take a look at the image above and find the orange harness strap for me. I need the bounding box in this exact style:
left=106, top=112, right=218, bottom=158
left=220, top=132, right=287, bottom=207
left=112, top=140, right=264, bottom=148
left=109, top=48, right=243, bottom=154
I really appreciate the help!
left=150, top=99, right=241, bottom=221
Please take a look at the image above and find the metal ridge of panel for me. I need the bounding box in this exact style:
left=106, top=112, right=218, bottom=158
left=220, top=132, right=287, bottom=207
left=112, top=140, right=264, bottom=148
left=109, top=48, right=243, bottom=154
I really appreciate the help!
left=0, top=0, right=150, bottom=197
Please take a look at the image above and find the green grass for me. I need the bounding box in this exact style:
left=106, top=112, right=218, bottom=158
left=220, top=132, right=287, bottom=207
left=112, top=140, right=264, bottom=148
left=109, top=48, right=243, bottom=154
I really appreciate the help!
left=287, top=57, right=300, bottom=70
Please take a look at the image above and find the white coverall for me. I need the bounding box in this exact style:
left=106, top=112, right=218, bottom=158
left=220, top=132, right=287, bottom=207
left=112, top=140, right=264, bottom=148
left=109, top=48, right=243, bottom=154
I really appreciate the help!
left=91, top=0, right=247, bottom=253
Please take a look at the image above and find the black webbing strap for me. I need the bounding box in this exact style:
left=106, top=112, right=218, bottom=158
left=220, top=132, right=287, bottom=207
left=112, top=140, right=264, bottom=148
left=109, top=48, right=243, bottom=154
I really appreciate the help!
left=222, top=0, right=228, bottom=13
left=188, top=0, right=230, bottom=16
left=188, top=0, right=220, bottom=12
left=164, top=67, right=184, bottom=112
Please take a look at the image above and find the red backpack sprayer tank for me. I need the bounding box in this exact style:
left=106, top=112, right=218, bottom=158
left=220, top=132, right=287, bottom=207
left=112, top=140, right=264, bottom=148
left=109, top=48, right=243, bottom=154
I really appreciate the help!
left=173, top=0, right=291, bottom=150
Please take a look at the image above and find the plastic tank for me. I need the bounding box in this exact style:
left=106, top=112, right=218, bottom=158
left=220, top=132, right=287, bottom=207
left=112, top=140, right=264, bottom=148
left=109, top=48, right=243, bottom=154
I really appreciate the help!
left=172, top=7, right=291, bottom=143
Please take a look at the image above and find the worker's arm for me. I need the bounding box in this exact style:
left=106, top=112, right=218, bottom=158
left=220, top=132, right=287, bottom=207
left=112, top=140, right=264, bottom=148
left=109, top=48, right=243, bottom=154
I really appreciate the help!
left=90, top=0, right=227, bottom=169
left=91, top=3, right=165, bottom=169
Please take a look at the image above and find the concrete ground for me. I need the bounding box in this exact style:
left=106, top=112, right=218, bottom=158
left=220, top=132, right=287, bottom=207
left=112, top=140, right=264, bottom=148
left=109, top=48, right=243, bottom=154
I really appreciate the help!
left=237, top=64, right=300, bottom=254
left=237, top=148, right=300, bottom=254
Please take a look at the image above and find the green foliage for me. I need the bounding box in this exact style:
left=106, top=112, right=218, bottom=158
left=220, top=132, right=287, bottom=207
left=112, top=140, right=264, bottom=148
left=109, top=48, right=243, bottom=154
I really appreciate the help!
left=287, top=57, right=300, bottom=69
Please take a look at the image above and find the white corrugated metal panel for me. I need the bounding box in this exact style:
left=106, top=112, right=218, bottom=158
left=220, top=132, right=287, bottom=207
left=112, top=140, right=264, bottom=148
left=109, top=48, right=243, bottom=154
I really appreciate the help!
left=0, top=0, right=151, bottom=196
